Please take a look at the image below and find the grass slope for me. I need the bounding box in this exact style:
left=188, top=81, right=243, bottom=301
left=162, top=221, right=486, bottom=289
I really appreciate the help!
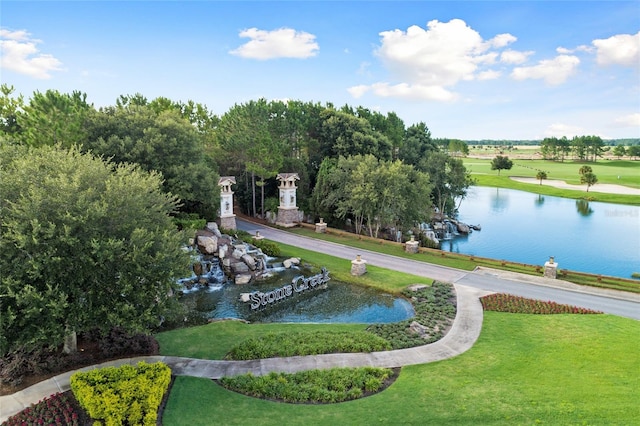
left=162, top=313, right=640, bottom=425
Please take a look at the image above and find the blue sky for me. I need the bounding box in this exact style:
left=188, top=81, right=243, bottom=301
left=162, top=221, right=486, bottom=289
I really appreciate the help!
left=1, top=1, right=639, bottom=140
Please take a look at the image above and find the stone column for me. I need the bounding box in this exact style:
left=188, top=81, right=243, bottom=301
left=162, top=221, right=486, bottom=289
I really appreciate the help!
left=276, top=173, right=300, bottom=228
left=218, top=176, right=237, bottom=230
left=253, top=231, right=264, bottom=241
left=315, top=217, right=327, bottom=233
left=405, top=235, right=419, bottom=254
left=544, top=256, right=558, bottom=279
left=351, top=254, right=367, bottom=276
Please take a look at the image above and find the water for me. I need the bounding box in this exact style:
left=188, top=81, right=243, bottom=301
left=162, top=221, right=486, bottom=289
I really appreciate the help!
left=180, top=267, right=415, bottom=323
left=444, top=186, right=640, bottom=279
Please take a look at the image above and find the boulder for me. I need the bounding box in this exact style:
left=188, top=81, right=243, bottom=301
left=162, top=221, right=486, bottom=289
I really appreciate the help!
left=241, top=254, right=257, bottom=271
left=456, top=222, right=470, bottom=234
left=231, top=261, right=249, bottom=274
left=206, top=222, right=223, bottom=238
left=407, top=284, right=429, bottom=292
left=408, top=321, right=429, bottom=337
left=192, top=262, right=204, bottom=276
left=218, top=244, right=228, bottom=259
left=283, top=257, right=301, bottom=268
left=235, top=274, right=252, bottom=285
left=197, top=235, right=218, bottom=255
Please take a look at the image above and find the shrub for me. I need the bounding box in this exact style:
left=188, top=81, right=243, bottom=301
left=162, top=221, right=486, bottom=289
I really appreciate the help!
left=1, top=392, right=81, bottom=426
left=251, top=238, right=281, bottom=257
left=226, top=331, right=391, bottom=360
left=219, top=367, right=395, bottom=403
left=70, top=361, right=171, bottom=426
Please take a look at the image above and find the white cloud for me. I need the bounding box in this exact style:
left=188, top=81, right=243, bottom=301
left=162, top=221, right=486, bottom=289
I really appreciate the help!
left=349, top=82, right=458, bottom=102
left=544, top=122, right=586, bottom=138
left=592, top=31, right=640, bottom=68
left=353, top=19, right=517, bottom=102
left=0, top=28, right=63, bottom=79
left=613, top=112, right=640, bottom=127
left=229, top=27, right=319, bottom=60
left=511, top=54, right=580, bottom=85
left=500, top=49, right=533, bottom=64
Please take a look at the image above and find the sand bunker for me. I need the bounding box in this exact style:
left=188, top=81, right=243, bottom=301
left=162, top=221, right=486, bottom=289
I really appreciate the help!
left=509, top=177, right=640, bottom=196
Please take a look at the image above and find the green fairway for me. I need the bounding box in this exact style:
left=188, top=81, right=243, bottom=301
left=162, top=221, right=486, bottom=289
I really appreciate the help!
left=463, top=158, right=640, bottom=205
left=161, top=313, right=640, bottom=425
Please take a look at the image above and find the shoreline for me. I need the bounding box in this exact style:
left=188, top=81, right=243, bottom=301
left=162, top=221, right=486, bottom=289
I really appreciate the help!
left=508, top=176, right=640, bottom=196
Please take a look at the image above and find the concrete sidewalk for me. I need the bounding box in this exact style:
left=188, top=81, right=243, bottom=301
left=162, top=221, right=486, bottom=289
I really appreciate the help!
left=0, top=284, right=488, bottom=422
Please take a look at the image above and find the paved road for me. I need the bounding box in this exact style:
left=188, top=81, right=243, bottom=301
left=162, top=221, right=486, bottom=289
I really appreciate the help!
left=238, top=219, right=640, bottom=320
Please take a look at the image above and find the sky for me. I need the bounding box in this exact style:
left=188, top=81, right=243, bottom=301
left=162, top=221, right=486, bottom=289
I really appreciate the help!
left=1, top=1, right=639, bottom=141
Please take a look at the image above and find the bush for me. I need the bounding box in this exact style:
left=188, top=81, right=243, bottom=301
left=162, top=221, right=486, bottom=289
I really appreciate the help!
left=173, top=213, right=206, bottom=231
left=251, top=239, right=281, bottom=257
left=219, top=367, right=395, bottom=403
left=70, top=361, right=171, bottom=426
left=225, top=331, right=391, bottom=360
left=1, top=392, right=81, bottom=426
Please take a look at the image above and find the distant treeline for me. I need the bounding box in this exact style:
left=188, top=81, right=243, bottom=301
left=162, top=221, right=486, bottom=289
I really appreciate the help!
left=466, top=139, right=639, bottom=146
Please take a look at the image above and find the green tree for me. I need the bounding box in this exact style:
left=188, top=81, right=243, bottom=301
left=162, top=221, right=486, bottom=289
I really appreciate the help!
left=18, top=90, right=92, bottom=148
left=580, top=171, right=598, bottom=192
left=612, top=145, right=627, bottom=159
left=536, top=170, right=548, bottom=185
left=0, top=84, right=24, bottom=136
left=628, top=145, right=640, bottom=160
left=490, top=155, right=513, bottom=175
left=398, top=122, right=438, bottom=167
left=0, top=144, right=189, bottom=356
left=579, top=165, right=593, bottom=176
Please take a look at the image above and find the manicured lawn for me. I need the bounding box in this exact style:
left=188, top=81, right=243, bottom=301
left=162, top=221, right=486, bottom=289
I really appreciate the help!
left=156, top=322, right=369, bottom=360
left=161, top=313, right=640, bottom=425
left=463, top=158, right=640, bottom=205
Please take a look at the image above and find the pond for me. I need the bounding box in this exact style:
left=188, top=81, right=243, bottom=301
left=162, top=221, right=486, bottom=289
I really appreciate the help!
left=445, top=186, right=640, bottom=279
left=179, top=264, right=415, bottom=324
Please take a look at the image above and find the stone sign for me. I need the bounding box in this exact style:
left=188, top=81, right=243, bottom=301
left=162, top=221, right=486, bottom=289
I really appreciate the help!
left=245, top=268, right=330, bottom=310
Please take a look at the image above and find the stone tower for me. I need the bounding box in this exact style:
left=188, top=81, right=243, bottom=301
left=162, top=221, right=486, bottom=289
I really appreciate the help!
left=275, top=173, right=300, bottom=228
left=218, top=176, right=236, bottom=230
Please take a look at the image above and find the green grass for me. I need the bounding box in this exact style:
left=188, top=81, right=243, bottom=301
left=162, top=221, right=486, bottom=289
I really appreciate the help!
left=162, top=313, right=640, bottom=425
left=463, top=158, right=640, bottom=205
left=155, top=322, right=369, bottom=360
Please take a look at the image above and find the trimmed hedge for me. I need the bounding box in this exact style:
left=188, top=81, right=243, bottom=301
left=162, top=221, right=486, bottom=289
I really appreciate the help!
left=70, top=361, right=170, bottom=426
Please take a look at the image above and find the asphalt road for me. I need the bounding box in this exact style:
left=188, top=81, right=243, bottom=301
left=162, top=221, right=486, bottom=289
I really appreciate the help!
left=237, top=219, right=640, bottom=320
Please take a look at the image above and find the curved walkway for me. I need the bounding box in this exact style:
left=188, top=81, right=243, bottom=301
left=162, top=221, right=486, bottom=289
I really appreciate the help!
left=0, top=284, right=487, bottom=421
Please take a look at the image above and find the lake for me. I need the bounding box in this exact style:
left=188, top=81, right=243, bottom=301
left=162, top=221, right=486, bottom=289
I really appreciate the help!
left=444, top=186, right=640, bottom=279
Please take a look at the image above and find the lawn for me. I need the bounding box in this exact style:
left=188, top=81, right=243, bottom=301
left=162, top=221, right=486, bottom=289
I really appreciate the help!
left=161, top=313, right=640, bottom=425
left=462, top=158, right=640, bottom=205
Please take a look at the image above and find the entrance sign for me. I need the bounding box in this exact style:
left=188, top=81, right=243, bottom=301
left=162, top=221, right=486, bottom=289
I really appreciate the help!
left=248, top=268, right=330, bottom=310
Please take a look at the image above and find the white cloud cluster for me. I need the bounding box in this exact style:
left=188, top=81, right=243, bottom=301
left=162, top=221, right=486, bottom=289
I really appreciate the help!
left=0, top=28, right=63, bottom=79
left=614, top=112, right=640, bottom=127
left=230, top=27, right=319, bottom=60
left=593, top=31, right=640, bottom=68
left=349, top=19, right=524, bottom=101
left=511, top=55, right=580, bottom=85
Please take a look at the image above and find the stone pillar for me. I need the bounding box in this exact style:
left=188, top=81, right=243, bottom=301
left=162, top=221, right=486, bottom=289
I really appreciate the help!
left=218, top=176, right=237, bottom=230
left=544, top=256, right=558, bottom=279
left=405, top=235, right=419, bottom=254
left=276, top=173, right=300, bottom=228
left=351, top=254, right=367, bottom=276
left=253, top=231, right=264, bottom=241
left=315, top=217, right=327, bottom=233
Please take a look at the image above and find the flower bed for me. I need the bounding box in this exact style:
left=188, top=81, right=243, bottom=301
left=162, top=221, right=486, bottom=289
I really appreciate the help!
left=480, top=293, right=603, bottom=314
left=1, top=392, right=83, bottom=426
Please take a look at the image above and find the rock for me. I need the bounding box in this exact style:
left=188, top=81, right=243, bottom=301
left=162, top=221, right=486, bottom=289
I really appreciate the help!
left=239, top=293, right=252, bottom=302
left=231, top=248, right=244, bottom=260
left=192, top=262, right=204, bottom=276
left=407, top=284, right=429, bottom=292
left=408, top=321, right=429, bottom=337
left=456, top=222, right=470, bottom=234
left=206, top=222, right=222, bottom=238
left=235, top=274, right=252, bottom=285
left=231, top=262, right=249, bottom=274
left=289, top=257, right=301, bottom=265
left=218, top=244, right=228, bottom=259
left=197, top=235, right=218, bottom=254
left=241, top=254, right=257, bottom=270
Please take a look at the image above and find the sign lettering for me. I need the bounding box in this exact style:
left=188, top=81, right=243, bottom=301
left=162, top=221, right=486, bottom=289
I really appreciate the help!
left=247, top=267, right=330, bottom=310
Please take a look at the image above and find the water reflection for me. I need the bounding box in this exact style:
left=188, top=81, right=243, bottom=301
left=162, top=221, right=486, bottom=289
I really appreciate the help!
left=576, top=199, right=594, bottom=217
left=535, top=194, right=545, bottom=206
left=490, top=188, right=509, bottom=213
left=180, top=274, right=415, bottom=324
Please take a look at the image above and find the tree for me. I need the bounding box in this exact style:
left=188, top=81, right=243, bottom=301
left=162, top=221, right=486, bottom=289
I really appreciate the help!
left=398, top=122, right=438, bottom=167
left=612, top=145, right=626, bottom=159
left=0, top=144, right=190, bottom=356
left=628, top=145, right=640, bottom=160
left=536, top=170, right=548, bottom=185
left=18, top=89, right=92, bottom=148
left=580, top=171, right=598, bottom=192
left=419, top=151, right=473, bottom=216
left=579, top=165, right=593, bottom=176
left=490, top=155, right=513, bottom=175
left=0, top=84, right=24, bottom=136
